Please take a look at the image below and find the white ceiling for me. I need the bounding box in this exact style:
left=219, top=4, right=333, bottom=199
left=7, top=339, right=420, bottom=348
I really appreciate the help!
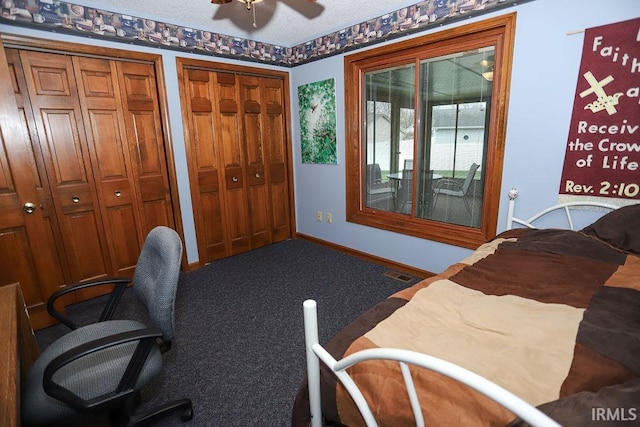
left=73, top=0, right=421, bottom=47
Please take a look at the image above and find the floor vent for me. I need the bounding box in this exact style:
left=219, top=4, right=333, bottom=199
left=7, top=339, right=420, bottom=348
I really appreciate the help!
left=383, top=270, right=415, bottom=283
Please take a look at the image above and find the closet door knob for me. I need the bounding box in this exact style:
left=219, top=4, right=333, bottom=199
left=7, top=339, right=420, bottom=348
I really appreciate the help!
left=255, top=172, right=261, bottom=178
left=232, top=176, right=239, bottom=182
left=115, top=190, right=122, bottom=197
left=23, top=202, right=36, bottom=214
left=72, top=196, right=80, bottom=203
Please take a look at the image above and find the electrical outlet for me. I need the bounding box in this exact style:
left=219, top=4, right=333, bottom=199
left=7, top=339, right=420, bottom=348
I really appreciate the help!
left=326, top=212, right=333, bottom=223
left=316, top=211, right=322, bottom=221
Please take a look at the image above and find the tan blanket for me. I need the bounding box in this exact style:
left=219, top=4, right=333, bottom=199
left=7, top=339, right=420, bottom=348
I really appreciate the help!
left=292, top=227, right=640, bottom=426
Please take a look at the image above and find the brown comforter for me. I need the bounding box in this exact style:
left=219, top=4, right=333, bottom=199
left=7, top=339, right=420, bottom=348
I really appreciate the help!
left=292, top=220, right=640, bottom=426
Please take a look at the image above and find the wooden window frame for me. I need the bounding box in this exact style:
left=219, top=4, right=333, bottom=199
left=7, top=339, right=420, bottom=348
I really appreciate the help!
left=345, top=14, right=516, bottom=249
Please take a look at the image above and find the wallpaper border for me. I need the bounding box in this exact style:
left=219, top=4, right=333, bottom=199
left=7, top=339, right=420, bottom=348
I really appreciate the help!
left=1, top=0, right=534, bottom=67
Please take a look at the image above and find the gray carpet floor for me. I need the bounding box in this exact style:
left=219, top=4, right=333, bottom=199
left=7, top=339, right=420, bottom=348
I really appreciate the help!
left=35, top=238, right=419, bottom=427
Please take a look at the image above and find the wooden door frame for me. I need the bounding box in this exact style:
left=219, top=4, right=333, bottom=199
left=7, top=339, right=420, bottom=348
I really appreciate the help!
left=0, top=33, right=187, bottom=270
left=176, top=56, right=297, bottom=265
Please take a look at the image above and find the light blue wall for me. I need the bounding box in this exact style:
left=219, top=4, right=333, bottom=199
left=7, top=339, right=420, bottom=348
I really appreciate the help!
left=290, top=0, right=639, bottom=273
left=2, top=0, right=638, bottom=272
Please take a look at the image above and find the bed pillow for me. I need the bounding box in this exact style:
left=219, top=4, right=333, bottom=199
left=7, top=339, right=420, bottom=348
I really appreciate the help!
left=581, top=204, right=640, bottom=254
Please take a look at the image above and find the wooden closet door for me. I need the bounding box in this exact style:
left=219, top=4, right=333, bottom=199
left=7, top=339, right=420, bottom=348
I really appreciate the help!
left=240, top=76, right=292, bottom=247
left=2, top=39, right=181, bottom=329
left=181, top=60, right=293, bottom=265
left=262, top=78, right=291, bottom=242
left=18, top=50, right=112, bottom=285
left=184, top=70, right=252, bottom=260
left=215, top=72, right=251, bottom=256
left=0, top=46, right=67, bottom=329
left=184, top=69, right=228, bottom=261
left=73, top=56, right=142, bottom=277
left=118, top=61, right=176, bottom=234
left=240, top=75, right=271, bottom=248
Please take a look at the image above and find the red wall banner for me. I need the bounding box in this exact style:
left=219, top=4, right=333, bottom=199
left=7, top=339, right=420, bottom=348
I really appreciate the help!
left=559, top=17, right=640, bottom=201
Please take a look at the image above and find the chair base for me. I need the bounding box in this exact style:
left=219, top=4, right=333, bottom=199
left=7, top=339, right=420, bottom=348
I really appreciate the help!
left=108, top=397, right=193, bottom=427
left=130, top=398, right=193, bottom=426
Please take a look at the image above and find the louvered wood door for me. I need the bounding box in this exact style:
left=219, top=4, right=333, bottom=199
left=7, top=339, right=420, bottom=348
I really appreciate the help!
left=0, top=44, right=66, bottom=329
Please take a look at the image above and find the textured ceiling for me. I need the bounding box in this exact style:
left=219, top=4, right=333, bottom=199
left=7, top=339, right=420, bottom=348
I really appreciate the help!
left=71, top=0, right=420, bottom=46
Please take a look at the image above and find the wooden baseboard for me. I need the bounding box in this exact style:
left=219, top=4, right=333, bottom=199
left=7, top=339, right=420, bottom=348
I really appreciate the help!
left=185, top=261, right=201, bottom=272
left=295, top=233, right=435, bottom=279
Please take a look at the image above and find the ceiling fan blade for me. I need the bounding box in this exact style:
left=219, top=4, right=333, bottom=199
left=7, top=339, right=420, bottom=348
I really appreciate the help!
left=279, top=0, right=324, bottom=19
left=211, top=0, right=278, bottom=33
left=211, top=0, right=232, bottom=4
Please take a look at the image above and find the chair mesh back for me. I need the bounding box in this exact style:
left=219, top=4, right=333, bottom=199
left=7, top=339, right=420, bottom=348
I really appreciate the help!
left=133, top=226, right=183, bottom=343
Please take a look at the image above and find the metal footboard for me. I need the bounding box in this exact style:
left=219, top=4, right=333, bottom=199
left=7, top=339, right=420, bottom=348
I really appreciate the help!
left=303, top=299, right=561, bottom=427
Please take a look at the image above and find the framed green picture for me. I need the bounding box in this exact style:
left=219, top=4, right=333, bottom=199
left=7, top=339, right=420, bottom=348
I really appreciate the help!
left=298, top=78, right=337, bottom=164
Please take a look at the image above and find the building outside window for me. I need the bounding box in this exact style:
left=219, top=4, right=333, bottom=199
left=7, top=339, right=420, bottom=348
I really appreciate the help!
left=346, top=15, right=515, bottom=248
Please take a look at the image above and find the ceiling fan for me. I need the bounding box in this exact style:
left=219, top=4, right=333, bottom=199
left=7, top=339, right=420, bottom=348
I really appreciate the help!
left=212, top=0, right=318, bottom=10
left=210, top=0, right=323, bottom=31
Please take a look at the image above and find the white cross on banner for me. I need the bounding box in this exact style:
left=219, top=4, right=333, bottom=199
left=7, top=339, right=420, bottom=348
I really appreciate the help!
left=559, top=17, right=640, bottom=204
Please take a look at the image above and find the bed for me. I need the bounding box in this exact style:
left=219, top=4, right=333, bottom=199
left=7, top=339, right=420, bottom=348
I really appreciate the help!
left=292, top=189, right=640, bottom=426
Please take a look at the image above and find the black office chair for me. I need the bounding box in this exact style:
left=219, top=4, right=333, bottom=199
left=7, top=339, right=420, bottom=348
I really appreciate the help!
left=21, top=226, right=193, bottom=427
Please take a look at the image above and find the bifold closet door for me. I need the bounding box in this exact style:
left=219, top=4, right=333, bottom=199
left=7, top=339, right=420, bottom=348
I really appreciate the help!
left=183, top=69, right=222, bottom=261
left=3, top=47, right=177, bottom=324
left=259, top=77, right=291, bottom=243
left=216, top=72, right=252, bottom=255
left=183, top=68, right=292, bottom=264
left=74, top=57, right=178, bottom=278
left=184, top=70, right=250, bottom=261
left=117, top=61, right=177, bottom=234
left=240, top=75, right=291, bottom=246
left=239, top=75, right=271, bottom=248
left=17, top=50, right=114, bottom=292
left=73, top=56, right=146, bottom=278
left=0, top=45, right=66, bottom=329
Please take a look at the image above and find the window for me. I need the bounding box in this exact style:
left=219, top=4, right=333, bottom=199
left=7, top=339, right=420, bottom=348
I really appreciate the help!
left=345, top=14, right=516, bottom=248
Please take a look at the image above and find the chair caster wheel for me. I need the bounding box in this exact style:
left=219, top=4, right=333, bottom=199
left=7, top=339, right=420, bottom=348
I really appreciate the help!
left=181, top=406, right=193, bottom=421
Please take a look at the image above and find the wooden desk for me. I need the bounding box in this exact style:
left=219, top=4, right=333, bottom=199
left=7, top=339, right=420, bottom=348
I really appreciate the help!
left=0, top=284, right=40, bottom=427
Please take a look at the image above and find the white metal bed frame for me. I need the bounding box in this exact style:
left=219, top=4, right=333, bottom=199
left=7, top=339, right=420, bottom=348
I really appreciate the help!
left=506, top=188, right=618, bottom=230
left=303, top=300, right=560, bottom=427
left=303, top=189, right=622, bottom=427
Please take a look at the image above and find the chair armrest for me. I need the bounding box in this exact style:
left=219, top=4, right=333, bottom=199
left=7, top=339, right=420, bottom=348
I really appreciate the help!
left=47, top=278, right=132, bottom=330
left=42, top=327, right=162, bottom=413
left=433, top=178, right=460, bottom=191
